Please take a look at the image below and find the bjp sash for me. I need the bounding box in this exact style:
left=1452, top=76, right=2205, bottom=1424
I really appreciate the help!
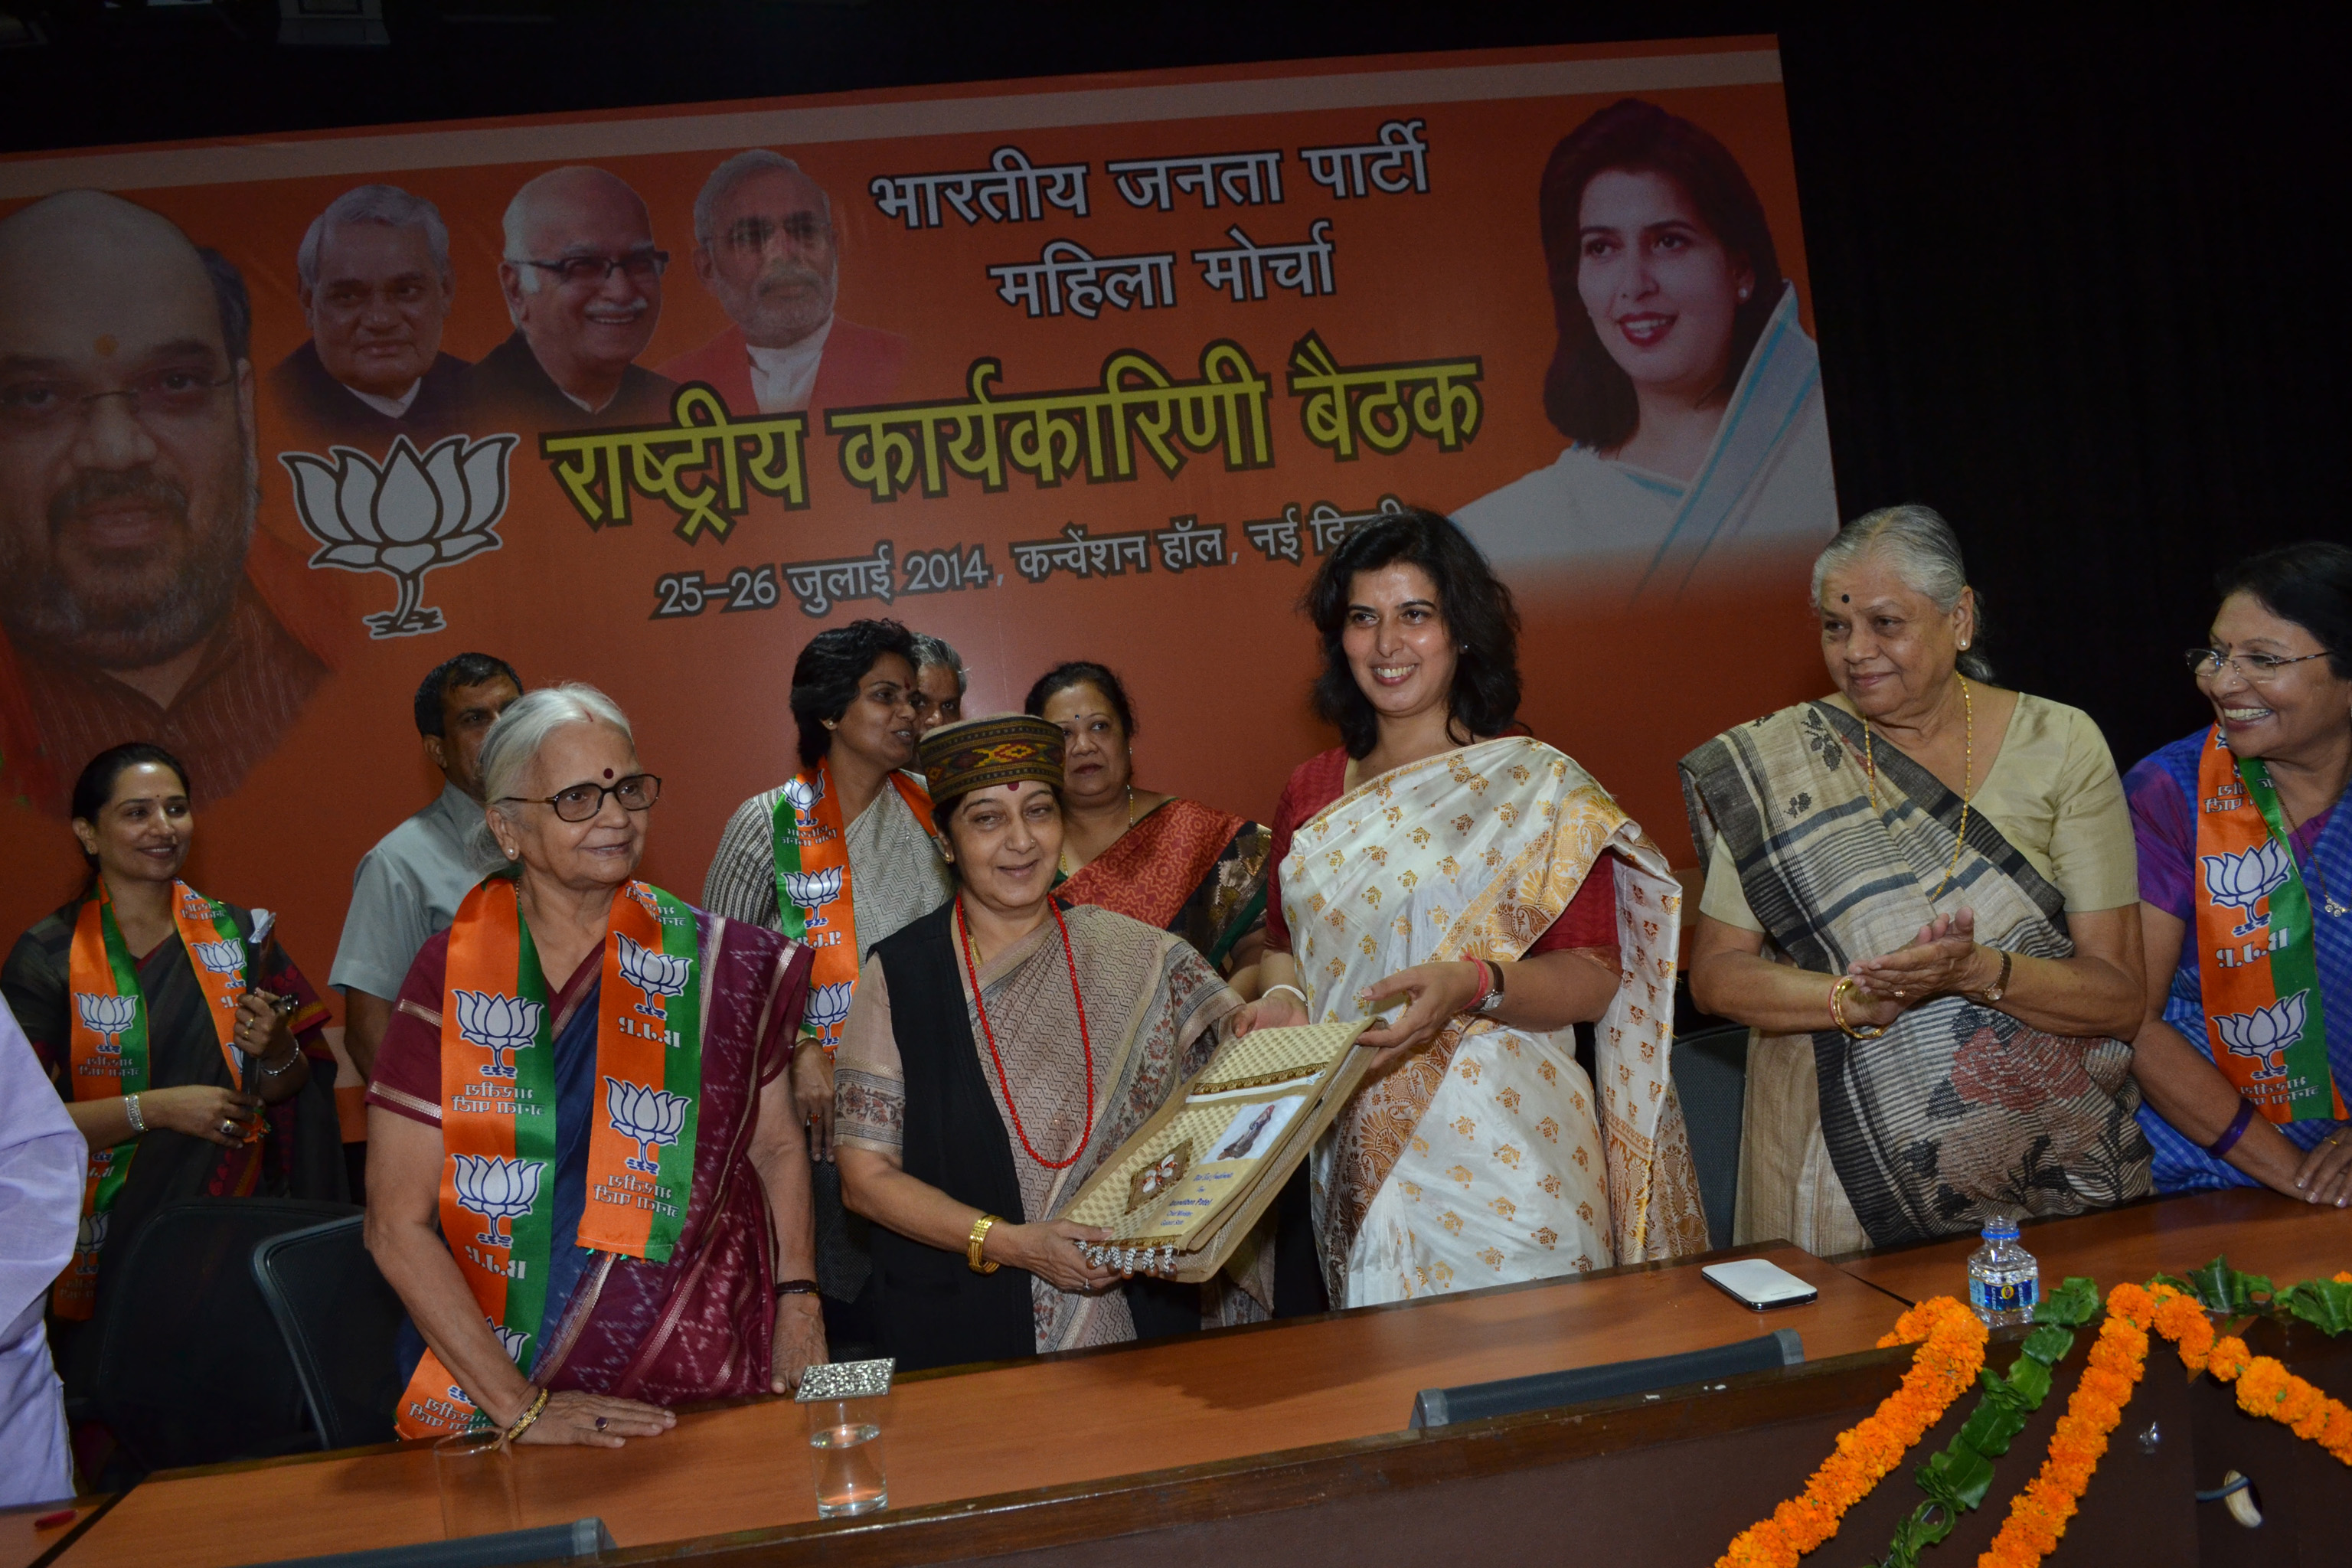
left=769, top=761, right=933, bottom=1050
left=2192, top=727, right=2344, bottom=1122
left=55, top=879, right=250, bottom=1318
left=394, top=877, right=705, bottom=1439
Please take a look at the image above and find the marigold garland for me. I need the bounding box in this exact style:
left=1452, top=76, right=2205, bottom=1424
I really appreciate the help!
left=1714, top=1298, right=1988, bottom=1568
left=1973, top=1282, right=2151, bottom=1567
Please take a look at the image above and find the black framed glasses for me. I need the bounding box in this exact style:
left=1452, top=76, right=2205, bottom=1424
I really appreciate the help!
left=0, top=368, right=237, bottom=435
left=2185, top=648, right=2334, bottom=682
left=510, top=250, right=669, bottom=286
left=501, top=773, right=662, bottom=822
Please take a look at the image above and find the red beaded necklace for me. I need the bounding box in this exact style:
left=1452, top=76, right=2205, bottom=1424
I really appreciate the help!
left=953, top=896, right=1095, bottom=1170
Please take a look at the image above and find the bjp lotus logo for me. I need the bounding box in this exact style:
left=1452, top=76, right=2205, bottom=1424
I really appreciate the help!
left=452, top=989, right=542, bottom=1079
left=488, top=1322, right=530, bottom=1364
left=2216, top=991, right=2308, bottom=1080
left=189, top=938, right=246, bottom=980
left=75, top=1211, right=109, bottom=1256
left=614, top=933, right=691, bottom=1021
left=783, top=867, right=842, bottom=928
left=606, top=1078, right=690, bottom=1174
left=283, top=433, right=517, bottom=639
left=803, top=980, right=854, bottom=1049
left=2201, top=841, right=2295, bottom=938
left=782, top=774, right=825, bottom=815
left=75, top=993, right=137, bottom=1054
left=450, top=1153, right=542, bottom=1247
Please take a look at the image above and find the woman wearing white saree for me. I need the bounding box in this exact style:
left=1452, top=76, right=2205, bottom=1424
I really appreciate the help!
left=1455, top=97, right=1835, bottom=596
left=1235, top=510, right=1707, bottom=1308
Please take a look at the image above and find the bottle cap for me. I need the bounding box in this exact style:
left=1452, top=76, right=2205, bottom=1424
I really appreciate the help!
left=1981, top=1216, right=2020, bottom=1240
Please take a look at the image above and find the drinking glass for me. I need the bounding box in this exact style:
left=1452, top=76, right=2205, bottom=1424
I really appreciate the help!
left=433, top=1429, right=520, bottom=1539
left=796, top=1358, right=895, bottom=1518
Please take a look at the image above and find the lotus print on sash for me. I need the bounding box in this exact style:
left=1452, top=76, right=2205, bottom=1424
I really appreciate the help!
left=450, top=1153, right=543, bottom=1247
left=606, top=1078, right=690, bottom=1173
left=782, top=773, right=824, bottom=814
left=488, top=1322, right=530, bottom=1366
left=282, top=433, right=517, bottom=639
left=2216, top=991, right=2311, bottom=1080
left=75, top=1211, right=109, bottom=1256
left=2202, top=840, right=2295, bottom=939
left=452, top=989, right=542, bottom=1078
left=188, top=938, right=247, bottom=980
left=614, top=932, right=691, bottom=1021
left=782, top=867, right=843, bottom=929
left=803, top=980, right=854, bottom=1049
left=74, top=992, right=137, bottom=1054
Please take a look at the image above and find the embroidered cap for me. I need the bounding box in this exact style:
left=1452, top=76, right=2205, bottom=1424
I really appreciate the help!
left=917, top=714, right=1065, bottom=808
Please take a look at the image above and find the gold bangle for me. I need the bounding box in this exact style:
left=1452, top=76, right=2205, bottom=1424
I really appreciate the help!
left=501, top=1385, right=550, bottom=1446
left=1830, top=976, right=1886, bottom=1040
left=967, top=1213, right=1001, bottom=1274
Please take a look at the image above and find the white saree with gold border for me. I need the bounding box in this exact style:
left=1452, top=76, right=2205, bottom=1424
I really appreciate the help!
left=1284, top=737, right=1707, bottom=1308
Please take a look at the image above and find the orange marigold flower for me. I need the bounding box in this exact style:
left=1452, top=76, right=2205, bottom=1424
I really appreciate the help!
left=2106, top=1282, right=2155, bottom=1325
left=2208, top=1336, right=2252, bottom=1380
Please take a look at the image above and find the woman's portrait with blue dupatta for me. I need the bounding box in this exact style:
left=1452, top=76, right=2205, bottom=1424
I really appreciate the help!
left=1456, top=97, right=1836, bottom=599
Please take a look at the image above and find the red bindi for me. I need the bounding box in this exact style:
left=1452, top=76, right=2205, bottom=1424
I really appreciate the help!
left=603, top=768, right=614, bottom=779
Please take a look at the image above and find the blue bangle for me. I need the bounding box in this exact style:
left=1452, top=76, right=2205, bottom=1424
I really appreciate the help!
left=2207, top=1097, right=2258, bottom=1158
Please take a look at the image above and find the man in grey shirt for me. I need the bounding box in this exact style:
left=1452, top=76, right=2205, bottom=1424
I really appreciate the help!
left=331, top=653, right=522, bottom=1085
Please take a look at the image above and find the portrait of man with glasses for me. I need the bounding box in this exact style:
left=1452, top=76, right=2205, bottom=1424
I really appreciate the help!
left=0, top=190, right=334, bottom=815
left=466, top=165, right=680, bottom=428
left=658, top=149, right=907, bottom=416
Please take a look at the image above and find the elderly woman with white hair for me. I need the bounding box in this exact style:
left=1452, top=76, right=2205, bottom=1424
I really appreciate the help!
left=1680, top=505, right=2151, bottom=1252
left=365, top=684, right=825, bottom=1449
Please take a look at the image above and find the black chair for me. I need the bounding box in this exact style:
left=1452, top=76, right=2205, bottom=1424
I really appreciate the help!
left=81, top=1196, right=361, bottom=1476
left=253, top=1214, right=407, bottom=1451
left=1409, top=1328, right=1803, bottom=1430
left=1671, top=1021, right=1751, bottom=1250
left=242, top=1519, right=616, bottom=1568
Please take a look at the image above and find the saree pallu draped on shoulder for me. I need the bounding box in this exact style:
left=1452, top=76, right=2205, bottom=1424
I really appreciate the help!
left=396, top=884, right=805, bottom=1437
left=1280, top=737, right=1704, bottom=1308
left=1681, top=702, right=2152, bottom=1248
left=1054, top=799, right=1270, bottom=966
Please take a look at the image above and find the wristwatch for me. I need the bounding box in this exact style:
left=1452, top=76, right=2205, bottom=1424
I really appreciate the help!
left=1977, top=949, right=2014, bottom=1004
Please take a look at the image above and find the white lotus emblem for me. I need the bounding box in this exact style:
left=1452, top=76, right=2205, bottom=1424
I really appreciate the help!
left=782, top=774, right=824, bottom=814
left=2215, top=991, right=2308, bottom=1080
left=452, top=989, right=541, bottom=1079
left=449, top=1153, right=543, bottom=1247
left=283, top=433, right=516, bottom=639
left=782, top=867, right=843, bottom=913
left=614, top=932, right=691, bottom=1021
left=803, top=980, right=854, bottom=1048
left=76, top=1211, right=109, bottom=1255
left=606, top=1077, right=689, bottom=1174
left=2201, top=841, right=2295, bottom=939
left=488, top=1321, right=530, bottom=1365
left=189, top=938, right=246, bottom=979
left=75, top=992, right=137, bottom=1053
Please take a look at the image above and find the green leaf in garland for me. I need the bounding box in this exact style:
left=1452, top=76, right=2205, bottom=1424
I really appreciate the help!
left=1919, top=1444, right=1998, bottom=1511
left=2005, top=1356, right=2053, bottom=1406
left=2282, top=1278, right=2352, bottom=1337
left=2184, top=1256, right=2272, bottom=1315
left=2034, top=1276, right=2101, bottom=1326
left=1956, top=1396, right=2030, bottom=1457
left=2020, top=1323, right=2076, bottom=1366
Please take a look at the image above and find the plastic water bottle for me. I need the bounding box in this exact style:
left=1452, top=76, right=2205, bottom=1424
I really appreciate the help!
left=1968, top=1214, right=2040, bottom=1327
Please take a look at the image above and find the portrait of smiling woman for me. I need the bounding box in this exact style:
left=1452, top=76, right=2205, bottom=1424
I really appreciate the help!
left=1456, top=96, right=1836, bottom=588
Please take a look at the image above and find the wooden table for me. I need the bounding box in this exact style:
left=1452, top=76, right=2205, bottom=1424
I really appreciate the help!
left=60, top=1243, right=1897, bottom=1568
left=1834, top=1188, right=2352, bottom=1307
left=1, top=1500, right=103, bottom=1568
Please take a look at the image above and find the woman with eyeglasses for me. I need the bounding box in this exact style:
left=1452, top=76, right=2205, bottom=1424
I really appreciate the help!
left=2125, top=541, right=2352, bottom=1203
left=1683, top=506, right=2152, bottom=1255
left=2, top=742, right=344, bottom=1377
left=700, top=619, right=952, bottom=1359
left=364, top=684, right=827, bottom=1449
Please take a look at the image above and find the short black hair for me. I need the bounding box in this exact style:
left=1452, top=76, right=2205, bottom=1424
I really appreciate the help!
left=1304, top=507, right=1522, bottom=760
left=1023, top=660, right=1137, bottom=738
left=2216, top=541, right=2352, bottom=680
left=70, top=743, right=191, bottom=865
left=197, top=246, right=252, bottom=364
left=414, top=653, right=522, bottom=738
left=790, top=618, right=916, bottom=769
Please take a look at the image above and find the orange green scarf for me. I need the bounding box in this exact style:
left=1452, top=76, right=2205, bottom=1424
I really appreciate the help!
left=57, top=879, right=249, bottom=1319
left=395, top=877, right=704, bottom=1439
left=2194, top=726, right=2343, bottom=1122
left=769, top=760, right=933, bottom=1050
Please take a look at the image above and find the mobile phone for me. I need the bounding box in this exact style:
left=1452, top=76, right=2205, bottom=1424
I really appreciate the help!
left=1702, top=1258, right=1819, bottom=1310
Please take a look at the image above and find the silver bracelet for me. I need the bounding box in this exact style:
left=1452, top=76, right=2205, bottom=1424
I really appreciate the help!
left=256, top=1046, right=303, bottom=1079
left=124, top=1093, right=145, bottom=1134
left=1261, top=983, right=1309, bottom=1011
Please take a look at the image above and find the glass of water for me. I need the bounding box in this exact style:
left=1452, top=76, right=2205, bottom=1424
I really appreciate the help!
left=795, top=1357, right=896, bottom=1519
left=432, top=1429, right=519, bottom=1539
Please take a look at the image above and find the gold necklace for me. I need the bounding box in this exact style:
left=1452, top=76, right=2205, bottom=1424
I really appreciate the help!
left=1058, top=785, right=1135, bottom=878
left=1864, top=674, right=1973, bottom=902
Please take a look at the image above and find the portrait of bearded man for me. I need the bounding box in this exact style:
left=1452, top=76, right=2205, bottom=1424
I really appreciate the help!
left=0, top=190, right=336, bottom=815
left=658, top=149, right=907, bottom=415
